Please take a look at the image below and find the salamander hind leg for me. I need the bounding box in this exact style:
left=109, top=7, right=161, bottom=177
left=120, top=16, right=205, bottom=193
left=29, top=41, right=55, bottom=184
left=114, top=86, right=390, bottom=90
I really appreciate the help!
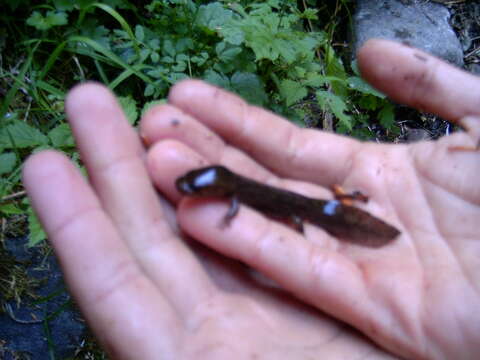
left=220, top=196, right=240, bottom=228
left=290, top=215, right=304, bottom=234
left=331, top=184, right=369, bottom=206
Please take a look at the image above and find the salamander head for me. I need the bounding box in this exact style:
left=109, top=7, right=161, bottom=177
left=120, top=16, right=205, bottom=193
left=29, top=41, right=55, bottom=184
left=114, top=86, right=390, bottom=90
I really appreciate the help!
left=175, top=165, right=236, bottom=197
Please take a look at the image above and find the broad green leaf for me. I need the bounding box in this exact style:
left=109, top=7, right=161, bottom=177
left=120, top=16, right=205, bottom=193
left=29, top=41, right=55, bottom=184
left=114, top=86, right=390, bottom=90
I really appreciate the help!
left=379, top=102, right=396, bottom=129
left=348, top=76, right=385, bottom=98
left=176, top=37, right=194, bottom=52
left=172, top=62, right=187, bottom=72
left=163, top=40, right=176, bottom=57
left=218, top=21, right=245, bottom=45
left=53, top=0, right=77, bottom=11
left=230, top=72, right=267, bottom=106
left=0, top=152, right=16, bottom=175
left=168, top=72, right=189, bottom=84
left=151, top=52, right=160, bottom=63
left=161, top=56, right=174, bottom=64
left=216, top=42, right=242, bottom=62
left=144, top=84, right=155, bottom=97
left=118, top=96, right=138, bottom=125
left=196, top=2, right=233, bottom=30
left=325, top=47, right=348, bottom=97
left=48, top=123, right=75, bottom=148
left=176, top=54, right=189, bottom=62
left=141, top=100, right=166, bottom=118
left=279, top=79, right=307, bottom=107
left=274, top=38, right=297, bottom=63
left=358, top=96, right=378, bottom=111
left=316, top=90, right=352, bottom=131
left=140, top=48, right=150, bottom=62
left=305, top=73, right=347, bottom=88
left=0, top=203, right=23, bottom=215
left=135, top=25, right=145, bottom=42
left=191, top=52, right=209, bottom=66
left=203, top=69, right=230, bottom=89
left=26, top=10, right=68, bottom=31
left=0, top=121, right=49, bottom=149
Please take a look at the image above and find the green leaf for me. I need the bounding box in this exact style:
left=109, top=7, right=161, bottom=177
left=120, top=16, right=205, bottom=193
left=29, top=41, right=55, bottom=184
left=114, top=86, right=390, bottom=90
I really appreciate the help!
left=191, top=52, right=209, bottom=66
left=216, top=45, right=242, bottom=63
left=325, top=47, right=348, bottom=97
left=0, top=203, right=23, bottom=215
left=144, top=84, right=155, bottom=97
left=172, top=63, right=187, bottom=72
left=196, top=2, right=233, bottom=30
left=118, top=96, right=138, bottom=125
left=0, top=153, right=16, bottom=175
left=141, top=100, right=167, bottom=118
left=176, top=54, right=189, bottom=62
left=379, top=102, right=395, bottom=129
left=348, top=76, right=385, bottom=98
left=203, top=69, right=230, bottom=89
left=0, top=121, right=49, bottom=149
left=218, top=21, right=245, bottom=45
left=168, top=72, right=189, bottom=84
left=161, top=56, right=174, bottom=64
left=48, top=123, right=75, bottom=148
left=26, top=10, right=68, bottom=31
left=230, top=72, right=267, bottom=106
left=53, top=0, right=78, bottom=11
left=279, top=79, right=307, bottom=107
left=27, top=206, right=47, bottom=246
left=163, top=39, right=176, bottom=57
left=135, top=25, right=145, bottom=42
left=151, top=52, right=160, bottom=63
left=358, top=96, right=378, bottom=111
left=316, top=90, right=352, bottom=131
left=305, top=74, right=342, bottom=87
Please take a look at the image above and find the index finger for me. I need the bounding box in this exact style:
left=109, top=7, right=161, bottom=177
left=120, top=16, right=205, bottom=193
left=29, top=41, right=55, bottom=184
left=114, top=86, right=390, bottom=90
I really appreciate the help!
left=168, top=80, right=361, bottom=187
left=358, top=39, right=480, bottom=122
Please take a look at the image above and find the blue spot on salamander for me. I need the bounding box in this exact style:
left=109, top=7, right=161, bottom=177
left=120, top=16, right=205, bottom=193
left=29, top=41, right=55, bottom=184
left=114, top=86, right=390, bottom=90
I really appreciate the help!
left=323, top=200, right=340, bottom=215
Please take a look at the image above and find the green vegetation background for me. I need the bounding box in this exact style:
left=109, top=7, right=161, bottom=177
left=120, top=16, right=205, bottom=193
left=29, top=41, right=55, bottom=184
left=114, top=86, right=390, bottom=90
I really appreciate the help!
left=0, top=0, right=397, bottom=246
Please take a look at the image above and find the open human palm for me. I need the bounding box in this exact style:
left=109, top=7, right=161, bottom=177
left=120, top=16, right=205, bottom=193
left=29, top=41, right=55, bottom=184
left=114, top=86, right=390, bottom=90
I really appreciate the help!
left=24, top=39, right=480, bottom=359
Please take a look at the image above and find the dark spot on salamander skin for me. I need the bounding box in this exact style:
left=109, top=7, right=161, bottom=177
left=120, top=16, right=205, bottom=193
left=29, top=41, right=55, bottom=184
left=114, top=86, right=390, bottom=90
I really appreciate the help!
left=414, top=53, right=428, bottom=62
left=170, top=118, right=180, bottom=127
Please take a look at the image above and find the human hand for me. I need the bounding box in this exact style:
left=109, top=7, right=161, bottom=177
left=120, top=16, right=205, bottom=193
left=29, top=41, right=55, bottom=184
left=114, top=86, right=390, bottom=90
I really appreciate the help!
left=141, top=40, right=480, bottom=359
left=21, top=45, right=416, bottom=359
left=23, top=38, right=479, bottom=359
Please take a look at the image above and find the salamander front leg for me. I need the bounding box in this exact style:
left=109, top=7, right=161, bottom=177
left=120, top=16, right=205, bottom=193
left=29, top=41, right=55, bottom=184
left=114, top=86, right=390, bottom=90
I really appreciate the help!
left=221, top=195, right=240, bottom=227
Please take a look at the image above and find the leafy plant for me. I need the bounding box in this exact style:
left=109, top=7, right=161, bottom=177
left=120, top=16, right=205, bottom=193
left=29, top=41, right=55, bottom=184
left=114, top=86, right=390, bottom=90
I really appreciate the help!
left=0, top=0, right=398, bottom=246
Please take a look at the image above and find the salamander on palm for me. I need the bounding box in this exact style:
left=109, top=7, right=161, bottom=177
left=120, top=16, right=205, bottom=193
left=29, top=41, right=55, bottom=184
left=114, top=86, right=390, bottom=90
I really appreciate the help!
left=176, top=166, right=400, bottom=247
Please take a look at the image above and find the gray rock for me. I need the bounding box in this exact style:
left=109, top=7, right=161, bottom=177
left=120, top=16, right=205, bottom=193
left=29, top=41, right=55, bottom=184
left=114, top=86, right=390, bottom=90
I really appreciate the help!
left=353, top=0, right=464, bottom=66
left=404, top=127, right=431, bottom=142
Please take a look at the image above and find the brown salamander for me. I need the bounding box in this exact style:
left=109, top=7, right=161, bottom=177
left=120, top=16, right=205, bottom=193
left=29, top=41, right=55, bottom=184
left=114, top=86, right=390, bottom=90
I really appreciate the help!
left=175, top=165, right=400, bottom=247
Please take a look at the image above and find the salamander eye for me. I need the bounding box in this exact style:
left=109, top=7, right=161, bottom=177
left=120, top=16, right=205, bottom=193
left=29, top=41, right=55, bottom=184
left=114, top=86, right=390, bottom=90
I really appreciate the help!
left=192, top=167, right=217, bottom=188
left=175, top=165, right=234, bottom=197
